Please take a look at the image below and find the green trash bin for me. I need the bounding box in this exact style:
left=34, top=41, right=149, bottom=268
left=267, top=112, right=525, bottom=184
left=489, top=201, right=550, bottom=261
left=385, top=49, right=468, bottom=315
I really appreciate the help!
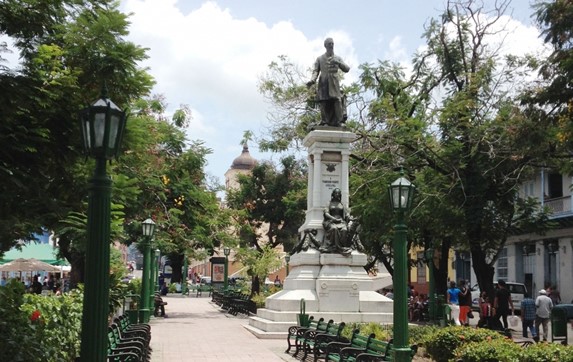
left=125, top=294, right=140, bottom=325
left=551, top=305, right=568, bottom=344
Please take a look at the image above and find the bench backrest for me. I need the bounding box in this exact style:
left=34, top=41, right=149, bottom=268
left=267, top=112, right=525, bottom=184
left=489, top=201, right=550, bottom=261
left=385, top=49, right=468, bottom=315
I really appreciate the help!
left=363, top=337, right=390, bottom=356
left=306, top=316, right=320, bottom=329
left=324, top=322, right=346, bottom=338
left=349, top=331, right=375, bottom=350
left=317, top=319, right=334, bottom=333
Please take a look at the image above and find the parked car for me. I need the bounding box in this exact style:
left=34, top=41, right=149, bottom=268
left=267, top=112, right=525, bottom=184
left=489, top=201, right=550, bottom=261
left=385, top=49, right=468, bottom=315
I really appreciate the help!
left=471, top=281, right=527, bottom=312
left=200, top=276, right=211, bottom=285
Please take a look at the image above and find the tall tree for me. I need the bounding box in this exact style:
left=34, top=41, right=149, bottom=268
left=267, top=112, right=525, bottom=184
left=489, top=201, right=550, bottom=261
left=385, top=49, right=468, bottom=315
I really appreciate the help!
left=255, top=1, right=553, bottom=298
left=0, top=0, right=152, bottom=253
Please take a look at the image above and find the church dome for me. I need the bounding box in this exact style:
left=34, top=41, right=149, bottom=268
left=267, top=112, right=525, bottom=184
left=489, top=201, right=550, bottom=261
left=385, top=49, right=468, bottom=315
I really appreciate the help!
left=231, top=144, right=257, bottom=170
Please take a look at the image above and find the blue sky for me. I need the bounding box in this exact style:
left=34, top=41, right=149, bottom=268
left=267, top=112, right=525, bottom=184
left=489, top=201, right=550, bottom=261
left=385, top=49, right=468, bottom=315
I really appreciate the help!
left=117, top=0, right=541, bottom=189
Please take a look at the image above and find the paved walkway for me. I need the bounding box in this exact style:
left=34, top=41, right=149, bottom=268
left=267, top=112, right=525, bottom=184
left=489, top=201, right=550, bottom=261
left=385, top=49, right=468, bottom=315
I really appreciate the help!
left=148, top=293, right=573, bottom=361
left=149, top=294, right=296, bottom=362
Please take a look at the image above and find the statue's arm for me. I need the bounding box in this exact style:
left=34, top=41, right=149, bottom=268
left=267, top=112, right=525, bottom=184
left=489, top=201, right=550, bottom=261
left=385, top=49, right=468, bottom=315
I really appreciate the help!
left=307, top=58, right=320, bottom=86
left=335, top=56, right=350, bottom=73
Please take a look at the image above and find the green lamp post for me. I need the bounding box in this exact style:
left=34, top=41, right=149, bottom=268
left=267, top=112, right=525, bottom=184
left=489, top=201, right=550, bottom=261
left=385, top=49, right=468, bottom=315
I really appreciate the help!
left=182, top=255, right=188, bottom=295
left=285, top=255, right=290, bottom=276
left=388, top=172, right=415, bottom=362
left=79, top=87, right=127, bottom=362
left=424, top=247, right=435, bottom=323
left=139, top=218, right=156, bottom=323
left=223, top=247, right=230, bottom=290
left=154, top=249, right=161, bottom=292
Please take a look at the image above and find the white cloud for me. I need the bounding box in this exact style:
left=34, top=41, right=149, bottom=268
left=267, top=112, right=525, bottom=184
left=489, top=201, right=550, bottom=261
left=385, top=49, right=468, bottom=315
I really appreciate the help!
left=121, top=0, right=357, bottom=181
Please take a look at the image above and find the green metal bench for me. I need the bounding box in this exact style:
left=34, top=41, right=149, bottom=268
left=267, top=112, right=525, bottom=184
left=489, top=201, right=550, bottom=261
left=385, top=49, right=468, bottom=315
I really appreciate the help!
left=326, top=329, right=374, bottom=362
left=286, top=316, right=319, bottom=353
left=293, top=318, right=333, bottom=357
left=303, top=321, right=346, bottom=361
left=356, top=339, right=418, bottom=362
left=107, top=324, right=148, bottom=362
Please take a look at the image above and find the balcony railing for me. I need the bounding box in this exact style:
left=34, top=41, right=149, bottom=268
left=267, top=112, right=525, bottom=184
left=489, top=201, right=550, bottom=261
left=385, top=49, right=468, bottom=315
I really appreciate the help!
left=544, top=196, right=572, bottom=216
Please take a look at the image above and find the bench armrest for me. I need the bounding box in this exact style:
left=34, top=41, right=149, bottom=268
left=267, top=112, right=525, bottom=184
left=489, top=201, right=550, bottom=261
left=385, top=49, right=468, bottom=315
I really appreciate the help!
left=325, top=340, right=351, bottom=357
left=355, top=352, right=386, bottom=362
left=340, top=346, right=368, bottom=360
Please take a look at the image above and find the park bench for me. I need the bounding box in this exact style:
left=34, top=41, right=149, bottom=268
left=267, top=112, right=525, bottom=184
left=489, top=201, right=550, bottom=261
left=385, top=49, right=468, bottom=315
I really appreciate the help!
left=293, top=318, right=333, bottom=357
left=325, top=329, right=374, bottom=362
left=212, top=289, right=225, bottom=306
left=114, top=316, right=151, bottom=345
left=107, top=324, right=149, bottom=362
left=227, top=293, right=254, bottom=316
left=285, top=316, right=319, bottom=353
left=356, top=338, right=418, bottom=362
left=302, top=321, right=346, bottom=361
left=196, top=283, right=212, bottom=297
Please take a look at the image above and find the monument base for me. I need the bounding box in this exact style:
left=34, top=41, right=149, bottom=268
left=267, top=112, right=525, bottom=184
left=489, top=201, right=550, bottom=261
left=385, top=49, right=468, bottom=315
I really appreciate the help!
left=246, top=250, right=393, bottom=338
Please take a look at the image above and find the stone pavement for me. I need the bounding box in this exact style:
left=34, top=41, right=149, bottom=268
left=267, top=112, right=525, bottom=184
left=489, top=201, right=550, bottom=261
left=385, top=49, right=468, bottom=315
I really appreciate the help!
left=148, top=293, right=573, bottom=361
left=149, top=294, right=297, bottom=362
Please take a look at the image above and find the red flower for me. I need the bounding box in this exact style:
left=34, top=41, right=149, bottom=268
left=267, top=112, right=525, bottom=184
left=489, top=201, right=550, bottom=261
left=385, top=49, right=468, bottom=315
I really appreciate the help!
left=30, top=310, right=41, bottom=322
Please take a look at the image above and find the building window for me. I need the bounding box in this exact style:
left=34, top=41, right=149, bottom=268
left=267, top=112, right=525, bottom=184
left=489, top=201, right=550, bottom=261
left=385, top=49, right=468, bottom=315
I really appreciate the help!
left=496, top=248, right=508, bottom=280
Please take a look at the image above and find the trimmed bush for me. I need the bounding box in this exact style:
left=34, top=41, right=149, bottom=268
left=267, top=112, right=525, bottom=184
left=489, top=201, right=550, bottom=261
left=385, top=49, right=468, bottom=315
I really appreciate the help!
left=522, top=342, right=573, bottom=362
left=424, top=326, right=505, bottom=362
left=454, top=338, right=522, bottom=362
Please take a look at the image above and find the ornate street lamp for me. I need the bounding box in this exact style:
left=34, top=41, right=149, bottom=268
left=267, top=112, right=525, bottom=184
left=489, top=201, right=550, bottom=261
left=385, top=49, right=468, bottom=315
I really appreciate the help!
left=139, top=218, right=155, bottom=323
left=79, top=87, right=127, bottom=362
left=223, top=247, right=230, bottom=290
left=285, top=254, right=290, bottom=276
left=388, top=172, right=415, bottom=362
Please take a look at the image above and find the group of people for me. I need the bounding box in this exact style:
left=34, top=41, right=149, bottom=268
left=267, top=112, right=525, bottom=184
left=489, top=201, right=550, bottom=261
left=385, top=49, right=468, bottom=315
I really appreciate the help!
left=0, top=274, right=66, bottom=295
left=448, top=278, right=568, bottom=342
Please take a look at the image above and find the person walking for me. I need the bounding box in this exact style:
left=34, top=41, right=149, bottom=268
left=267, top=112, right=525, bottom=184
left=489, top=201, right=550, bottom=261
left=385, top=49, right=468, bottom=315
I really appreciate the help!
left=447, top=281, right=461, bottom=325
left=493, top=279, right=514, bottom=330
left=458, top=280, right=472, bottom=326
left=520, top=293, right=537, bottom=339
left=535, top=289, right=553, bottom=342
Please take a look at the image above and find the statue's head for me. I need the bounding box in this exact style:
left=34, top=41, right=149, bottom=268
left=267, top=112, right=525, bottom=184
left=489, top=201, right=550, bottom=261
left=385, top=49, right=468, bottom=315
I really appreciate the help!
left=324, top=37, right=334, bottom=51
left=331, top=188, right=342, bottom=201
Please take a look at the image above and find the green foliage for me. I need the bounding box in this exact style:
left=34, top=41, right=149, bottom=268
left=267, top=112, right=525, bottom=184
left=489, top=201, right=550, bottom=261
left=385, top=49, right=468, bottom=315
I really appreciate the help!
left=251, top=293, right=267, bottom=308
left=168, top=283, right=177, bottom=293
left=408, top=324, right=440, bottom=345
left=0, top=280, right=43, bottom=361
left=234, top=245, right=282, bottom=293
left=21, top=290, right=84, bottom=362
left=521, top=342, right=573, bottom=362
left=226, top=155, right=307, bottom=253
left=454, top=338, right=522, bottom=362
left=127, top=278, right=142, bottom=297
left=424, top=326, right=505, bottom=362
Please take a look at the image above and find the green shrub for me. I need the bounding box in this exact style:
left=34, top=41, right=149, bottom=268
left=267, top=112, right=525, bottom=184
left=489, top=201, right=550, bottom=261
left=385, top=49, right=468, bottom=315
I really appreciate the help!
left=0, top=280, right=43, bottom=361
left=409, top=324, right=440, bottom=346
left=168, top=282, right=177, bottom=293
left=359, top=322, right=392, bottom=340
left=522, top=342, right=573, bottom=362
left=424, top=326, right=505, bottom=362
left=251, top=292, right=267, bottom=308
left=22, top=290, right=83, bottom=362
left=454, top=338, right=522, bottom=362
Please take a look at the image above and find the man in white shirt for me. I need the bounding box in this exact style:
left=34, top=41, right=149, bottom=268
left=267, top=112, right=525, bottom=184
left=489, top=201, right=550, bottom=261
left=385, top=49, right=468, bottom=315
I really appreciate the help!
left=535, top=289, right=553, bottom=342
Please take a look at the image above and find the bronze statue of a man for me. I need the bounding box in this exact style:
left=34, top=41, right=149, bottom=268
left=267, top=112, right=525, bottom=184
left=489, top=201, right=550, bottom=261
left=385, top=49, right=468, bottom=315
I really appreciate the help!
left=307, top=38, right=350, bottom=127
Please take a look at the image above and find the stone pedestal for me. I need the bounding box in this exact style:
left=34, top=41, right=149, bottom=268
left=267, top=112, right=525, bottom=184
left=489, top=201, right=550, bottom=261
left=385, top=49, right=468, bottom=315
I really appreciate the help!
left=299, top=128, right=356, bottom=240
left=245, top=128, right=394, bottom=339
left=246, top=250, right=393, bottom=338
